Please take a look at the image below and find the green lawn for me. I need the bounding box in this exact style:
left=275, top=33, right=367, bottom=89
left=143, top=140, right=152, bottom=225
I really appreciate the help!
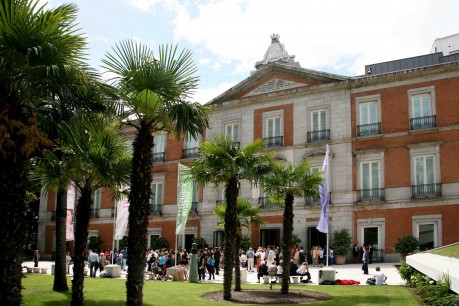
left=428, top=243, right=459, bottom=259
left=22, top=274, right=421, bottom=305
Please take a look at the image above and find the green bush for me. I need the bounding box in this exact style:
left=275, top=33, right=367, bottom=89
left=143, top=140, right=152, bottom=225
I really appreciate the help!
left=193, top=237, right=208, bottom=250
left=394, top=234, right=419, bottom=255
left=292, top=234, right=302, bottom=246
left=398, top=261, right=416, bottom=283
left=417, top=274, right=451, bottom=305
left=240, top=235, right=251, bottom=251
left=332, top=228, right=352, bottom=255
left=87, top=236, right=103, bottom=252
left=150, top=237, right=170, bottom=250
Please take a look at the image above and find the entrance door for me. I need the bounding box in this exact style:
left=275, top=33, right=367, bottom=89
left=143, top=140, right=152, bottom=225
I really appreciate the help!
left=307, top=227, right=327, bottom=250
left=260, top=229, right=280, bottom=247
left=363, top=227, right=378, bottom=247
left=185, top=234, right=194, bottom=251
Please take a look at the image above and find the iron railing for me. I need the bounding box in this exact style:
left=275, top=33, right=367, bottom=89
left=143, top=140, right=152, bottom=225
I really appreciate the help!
left=357, top=188, right=385, bottom=201
left=307, top=129, right=330, bottom=142
left=150, top=204, right=163, bottom=215
left=263, top=136, right=283, bottom=147
left=410, top=115, right=436, bottom=130
left=151, top=152, right=165, bottom=162
left=370, top=249, right=384, bottom=263
left=182, top=147, right=199, bottom=158
left=357, top=122, right=381, bottom=136
left=412, top=183, right=442, bottom=198
left=305, top=192, right=332, bottom=206
left=258, top=197, right=280, bottom=209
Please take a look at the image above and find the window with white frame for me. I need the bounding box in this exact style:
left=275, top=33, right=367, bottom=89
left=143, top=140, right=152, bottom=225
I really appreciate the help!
left=91, top=189, right=101, bottom=218
left=409, top=143, right=441, bottom=198
left=225, top=122, right=239, bottom=143
left=262, top=110, right=283, bottom=147
left=191, top=180, right=199, bottom=212
left=183, top=133, right=201, bottom=158
left=412, top=215, right=442, bottom=250
left=408, top=87, right=436, bottom=130
left=152, top=134, right=167, bottom=162
left=150, top=182, right=163, bottom=214
left=356, top=151, right=384, bottom=201
left=355, top=95, right=381, bottom=136
left=308, top=109, right=329, bottom=142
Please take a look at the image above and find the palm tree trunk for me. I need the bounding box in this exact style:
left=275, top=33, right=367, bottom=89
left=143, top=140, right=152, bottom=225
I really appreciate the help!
left=71, top=185, right=92, bottom=306
left=54, top=189, right=69, bottom=291
left=234, top=228, right=241, bottom=291
left=0, top=122, right=31, bottom=305
left=281, top=192, right=294, bottom=294
left=223, top=176, right=239, bottom=301
left=126, top=122, right=153, bottom=306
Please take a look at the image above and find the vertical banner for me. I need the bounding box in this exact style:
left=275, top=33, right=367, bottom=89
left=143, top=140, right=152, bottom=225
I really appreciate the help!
left=316, top=145, right=330, bottom=234
left=66, top=186, right=75, bottom=241
left=115, top=196, right=129, bottom=240
left=176, top=164, right=193, bottom=235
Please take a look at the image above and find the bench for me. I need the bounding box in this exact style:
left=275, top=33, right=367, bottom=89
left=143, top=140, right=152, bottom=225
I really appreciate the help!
left=33, top=267, right=41, bottom=273
left=291, top=276, right=301, bottom=284
left=41, top=268, right=48, bottom=274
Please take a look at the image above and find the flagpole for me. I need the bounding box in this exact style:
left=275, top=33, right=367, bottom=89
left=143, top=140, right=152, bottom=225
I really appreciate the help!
left=112, top=201, right=117, bottom=264
left=326, top=144, right=330, bottom=267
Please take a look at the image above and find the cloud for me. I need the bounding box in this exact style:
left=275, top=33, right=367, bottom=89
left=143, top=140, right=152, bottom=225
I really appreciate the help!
left=191, top=82, right=239, bottom=105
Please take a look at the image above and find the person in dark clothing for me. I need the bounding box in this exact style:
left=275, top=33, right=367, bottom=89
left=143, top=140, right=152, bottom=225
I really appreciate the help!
left=298, top=247, right=306, bottom=265
left=353, top=244, right=359, bottom=263
left=214, top=248, right=221, bottom=275
left=289, top=259, right=298, bottom=276
left=198, top=251, right=207, bottom=281
left=257, top=261, right=268, bottom=283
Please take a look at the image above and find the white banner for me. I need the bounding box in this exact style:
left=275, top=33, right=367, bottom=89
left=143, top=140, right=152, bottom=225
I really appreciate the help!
left=316, top=145, right=330, bottom=234
left=115, top=197, right=129, bottom=240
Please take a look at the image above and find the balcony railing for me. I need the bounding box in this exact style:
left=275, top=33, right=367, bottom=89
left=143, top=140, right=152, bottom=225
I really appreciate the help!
left=307, top=129, right=330, bottom=142
left=412, top=183, right=442, bottom=198
left=151, top=152, right=165, bottom=162
left=357, top=188, right=385, bottom=202
left=410, top=115, right=436, bottom=130
left=357, top=122, right=381, bottom=136
left=182, top=147, right=199, bottom=159
left=263, top=136, right=283, bottom=148
left=150, top=204, right=163, bottom=215
left=190, top=202, right=198, bottom=213
left=305, top=192, right=332, bottom=206
left=90, top=210, right=99, bottom=218
left=258, top=197, right=280, bottom=209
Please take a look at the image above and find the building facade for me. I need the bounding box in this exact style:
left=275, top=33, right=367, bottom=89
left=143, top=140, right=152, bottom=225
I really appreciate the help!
left=38, top=34, right=459, bottom=261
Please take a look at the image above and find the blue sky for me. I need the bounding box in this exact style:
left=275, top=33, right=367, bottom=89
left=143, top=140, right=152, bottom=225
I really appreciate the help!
left=43, top=0, right=459, bottom=104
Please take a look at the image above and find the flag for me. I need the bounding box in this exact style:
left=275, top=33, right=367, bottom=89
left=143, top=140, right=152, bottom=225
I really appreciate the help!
left=66, top=186, right=75, bottom=241
left=176, top=164, right=193, bottom=235
left=115, top=196, right=129, bottom=239
left=316, top=145, right=330, bottom=234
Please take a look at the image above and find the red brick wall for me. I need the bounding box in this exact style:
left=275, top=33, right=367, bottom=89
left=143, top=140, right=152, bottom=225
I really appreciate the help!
left=253, top=104, right=294, bottom=146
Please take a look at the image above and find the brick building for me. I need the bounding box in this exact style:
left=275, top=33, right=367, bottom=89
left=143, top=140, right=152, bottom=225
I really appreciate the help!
left=38, top=34, right=459, bottom=262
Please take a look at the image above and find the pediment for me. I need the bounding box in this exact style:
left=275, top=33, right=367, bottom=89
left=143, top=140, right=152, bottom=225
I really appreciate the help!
left=243, top=78, right=308, bottom=98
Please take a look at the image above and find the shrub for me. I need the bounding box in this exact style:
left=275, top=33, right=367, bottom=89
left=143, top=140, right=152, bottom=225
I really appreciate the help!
left=394, top=235, right=419, bottom=255
left=87, top=236, right=103, bottom=252
left=332, top=228, right=352, bottom=255
left=150, top=237, right=170, bottom=250
left=398, top=261, right=416, bottom=283
left=240, top=235, right=251, bottom=251
left=417, top=274, right=451, bottom=305
left=193, top=237, right=208, bottom=250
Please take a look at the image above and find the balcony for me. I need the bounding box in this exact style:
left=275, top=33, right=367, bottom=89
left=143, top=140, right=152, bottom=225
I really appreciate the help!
left=151, top=152, right=165, bottom=162
left=263, top=136, right=283, bottom=148
left=357, top=188, right=385, bottom=202
left=307, top=129, right=330, bottom=143
left=412, top=183, right=442, bottom=198
left=357, top=122, right=381, bottom=136
left=182, top=147, right=199, bottom=159
left=190, top=202, right=199, bottom=213
left=410, top=115, right=436, bottom=130
left=258, top=197, right=280, bottom=209
left=90, top=210, right=99, bottom=219
left=305, top=192, right=332, bottom=206
left=150, top=204, right=163, bottom=215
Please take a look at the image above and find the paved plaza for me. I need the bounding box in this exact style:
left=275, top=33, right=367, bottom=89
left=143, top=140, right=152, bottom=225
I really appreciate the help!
left=23, top=261, right=405, bottom=286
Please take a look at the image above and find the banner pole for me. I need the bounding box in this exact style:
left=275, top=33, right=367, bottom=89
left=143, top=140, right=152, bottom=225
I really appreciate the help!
left=175, top=163, right=180, bottom=267
left=112, top=201, right=117, bottom=264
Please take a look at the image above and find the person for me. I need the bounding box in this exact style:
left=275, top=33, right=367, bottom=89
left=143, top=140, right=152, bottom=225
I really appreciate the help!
left=319, top=246, right=324, bottom=267
left=239, top=250, right=247, bottom=268
left=352, top=244, right=359, bottom=263
left=198, top=250, right=206, bottom=281
left=66, top=252, right=72, bottom=274
left=312, top=246, right=319, bottom=267
left=329, top=247, right=334, bottom=266
left=257, top=261, right=268, bottom=283
left=293, top=247, right=300, bottom=265
left=246, top=247, right=255, bottom=272
left=121, top=247, right=128, bottom=271
left=289, top=259, right=298, bottom=276
left=88, top=250, right=99, bottom=278
left=369, top=244, right=373, bottom=264
left=206, top=254, right=215, bottom=280
left=298, top=247, right=306, bottom=265
left=214, top=247, right=221, bottom=275
left=362, top=245, right=369, bottom=275
left=33, top=250, right=40, bottom=267
left=373, top=266, right=387, bottom=285
left=296, top=262, right=311, bottom=283
left=98, top=252, right=106, bottom=275
left=267, top=246, right=275, bottom=266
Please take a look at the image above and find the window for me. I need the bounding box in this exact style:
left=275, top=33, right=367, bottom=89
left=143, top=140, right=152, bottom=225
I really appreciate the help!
left=182, top=133, right=201, bottom=158
left=412, top=215, right=442, bottom=250
left=264, top=116, right=283, bottom=147
left=355, top=95, right=381, bottom=136
left=225, top=122, right=239, bottom=142
left=308, top=109, right=329, bottom=142
left=213, top=231, right=224, bottom=247
left=409, top=87, right=436, bottom=130
left=191, top=180, right=199, bottom=213
left=409, top=143, right=441, bottom=198
left=356, top=151, right=385, bottom=202
left=91, top=189, right=101, bottom=218
left=152, top=134, right=166, bottom=162
left=150, top=182, right=163, bottom=215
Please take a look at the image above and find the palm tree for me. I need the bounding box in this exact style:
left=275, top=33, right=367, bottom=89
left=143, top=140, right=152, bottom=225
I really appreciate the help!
left=262, top=160, right=323, bottom=294
left=191, top=134, right=273, bottom=300
left=33, top=113, right=131, bottom=306
left=215, top=198, right=264, bottom=291
left=0, top=1, right=87, bottom=303
left=102, top=40, right=210, bottom=305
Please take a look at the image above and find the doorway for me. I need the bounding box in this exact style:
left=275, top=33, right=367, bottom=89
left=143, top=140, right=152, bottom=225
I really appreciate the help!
left=363, top=227, right=378, bottom=247
left=260, top=229, right=280, bottom=247
left=185, top=234, right=194, bottom=251
left=307, top=227, right=327, bottom=250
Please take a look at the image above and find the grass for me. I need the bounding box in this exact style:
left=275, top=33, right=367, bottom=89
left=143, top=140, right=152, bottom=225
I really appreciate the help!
left=428, top=243, right=459, bottom=259
left=22, top=274, right=421, bottom=306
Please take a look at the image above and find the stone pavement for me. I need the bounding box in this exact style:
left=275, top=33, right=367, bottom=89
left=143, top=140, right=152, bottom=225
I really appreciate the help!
left=23, top=261, right=405, bottom=286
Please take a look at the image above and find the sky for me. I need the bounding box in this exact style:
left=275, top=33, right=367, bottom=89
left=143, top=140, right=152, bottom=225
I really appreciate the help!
left=42, top=0, right=459, bottom=104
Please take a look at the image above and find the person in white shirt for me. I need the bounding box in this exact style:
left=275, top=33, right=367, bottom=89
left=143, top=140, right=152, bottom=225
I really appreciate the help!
left=373, top=266, right=387, bottom=285
left=267, top=246, right=275, bottom=266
